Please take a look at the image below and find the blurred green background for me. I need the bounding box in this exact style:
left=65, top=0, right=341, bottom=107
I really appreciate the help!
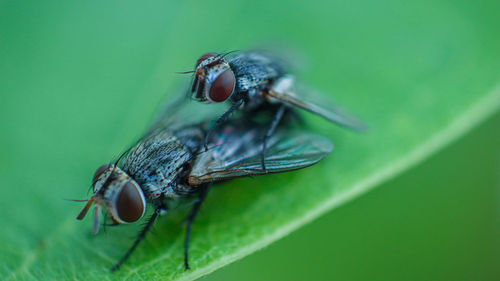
left=1, top=0, right=499, bottom=280
left=206, top=112, right=500, bottom=281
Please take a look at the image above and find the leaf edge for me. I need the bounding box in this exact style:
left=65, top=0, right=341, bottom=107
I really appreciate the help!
left=173, top=82, right=500, bottom=281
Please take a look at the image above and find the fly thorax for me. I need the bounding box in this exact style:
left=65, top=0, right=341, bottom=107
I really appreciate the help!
left=141, top=182, right=163, bottom=199
left=241, top=88, right=265, bottom=110
left=130, top=137, right=195, bottom=199
left=235, top=76, right=252, bottom=92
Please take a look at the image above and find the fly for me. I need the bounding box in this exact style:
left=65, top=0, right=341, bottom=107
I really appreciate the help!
left=190, top=50, right=366, bottom=169
left=76, top=100, right=333, bottom=271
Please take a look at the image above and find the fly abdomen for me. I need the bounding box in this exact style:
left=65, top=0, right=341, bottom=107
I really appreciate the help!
left=229, top=52, right=285, bottom=93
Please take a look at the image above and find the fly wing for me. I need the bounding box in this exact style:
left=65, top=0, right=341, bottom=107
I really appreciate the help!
left=267, top=75, right=367, bottom=131
left=146, top=89, right=226, bottom=134
left=188, top=121, right=333, bottom=185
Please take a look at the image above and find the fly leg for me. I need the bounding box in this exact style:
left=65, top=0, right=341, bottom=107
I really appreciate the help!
left=204, top=99, right=244, bottom=151
left=111, top=205, right=166, bottom=272
left=184, top=183, right=211, bottom=270
left=261, top=105, right=286, bottom=171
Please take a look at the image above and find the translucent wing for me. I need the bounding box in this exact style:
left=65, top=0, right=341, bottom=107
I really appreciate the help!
left=146, top=89, right=226, bottom=134
left=268, top=75, right=367, bottom=131
left=188, top=120, right=333, bottom=185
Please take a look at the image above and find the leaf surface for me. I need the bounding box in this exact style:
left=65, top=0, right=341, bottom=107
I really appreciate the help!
left=0, top=0, right=499, bottom=280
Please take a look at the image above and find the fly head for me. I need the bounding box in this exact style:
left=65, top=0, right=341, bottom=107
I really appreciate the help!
left=192, top=52, right=236, bottom=103
left=77, top=165, right=146, bottom=234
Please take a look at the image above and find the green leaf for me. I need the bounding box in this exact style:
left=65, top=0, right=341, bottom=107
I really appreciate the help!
left=0, top=1, right=499, bottom=280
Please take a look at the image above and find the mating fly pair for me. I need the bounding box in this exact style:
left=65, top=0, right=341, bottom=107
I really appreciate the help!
left=76, top=100, right=333, bottom=271
left=76, top=50, right=364, bottom=271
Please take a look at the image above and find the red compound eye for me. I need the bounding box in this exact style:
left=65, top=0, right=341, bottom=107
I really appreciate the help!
left=208, top=69, right=235, bottom=102
left=114, top=181, right=145, bottom=223
left=196, top=52, right=218, bottom=67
